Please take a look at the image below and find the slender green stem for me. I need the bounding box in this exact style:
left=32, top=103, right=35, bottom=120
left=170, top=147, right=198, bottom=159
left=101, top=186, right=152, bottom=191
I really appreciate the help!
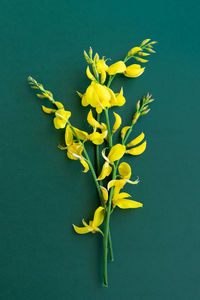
left=95, top=113, right=101, bottom=176
left=104, top=108, right=112, bottom=148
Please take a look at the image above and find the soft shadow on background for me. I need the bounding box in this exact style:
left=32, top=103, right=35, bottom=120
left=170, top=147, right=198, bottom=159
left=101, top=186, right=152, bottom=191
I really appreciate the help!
left=0, top=0, right=200, bottom=299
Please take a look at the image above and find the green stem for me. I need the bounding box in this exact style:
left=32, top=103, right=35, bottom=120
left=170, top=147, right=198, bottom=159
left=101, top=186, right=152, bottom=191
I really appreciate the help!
left=104, top=108, right=112, bottom=148
left=69, top=121, right=114, bottom=262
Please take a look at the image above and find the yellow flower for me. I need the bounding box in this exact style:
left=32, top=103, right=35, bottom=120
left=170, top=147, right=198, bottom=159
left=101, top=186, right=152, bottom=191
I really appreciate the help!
left=115, top=88, right=126, bottom=106
left=112, top=188, right=143, bottom=209
left=126, top=133, right=146, bottom=155
left=80, top=81, right=112, bottom=113
left=96, top=58, right=108, bottom=74
left=65, top=124, right=73, bottom=146
left=67, top=142, right=83, bottom=160
left=107, top=61, right=126, bottom=75
left=88, top=131, right=107, bottom=145
left=124, top=64, right=145, bottom=78
left=108, top=162, right=139, bottom=190
left=86, top=66, right=95, bottom=81
left=42, top=102, right=71, bottom=129
left=97, top=144, right=126, bottom=180
left=53, top=109, right=71, bottom=129
left=73, top=206, right=104, bottom=234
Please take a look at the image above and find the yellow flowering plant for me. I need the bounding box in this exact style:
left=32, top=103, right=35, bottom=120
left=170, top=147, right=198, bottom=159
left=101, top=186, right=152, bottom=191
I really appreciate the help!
left=28, top=38, right=157, bottom=287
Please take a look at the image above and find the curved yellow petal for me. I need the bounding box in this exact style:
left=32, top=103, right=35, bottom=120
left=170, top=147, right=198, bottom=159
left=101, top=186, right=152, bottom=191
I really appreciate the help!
left=73, top=224, right=91, bottom=234
left=118, top=162, right=131, bottom=179
left=53, top=117, right=66, bottom=129
left=80, top=159, right=89, bottom=173
left=54, top=109, right=71, bottom=129
left=65, top=124, right=73, bottom=146
left=124, top=64, right=145, bottom=78
left=127, top=47, right=142, bottom=56
left=72, top=127, right=88, bottom=140
left=126, top=140, right=146, bottom=155
left=121, top=126, right=131, bottom=139
left=100, top=186, right=108, bottom=203
left=112, top=112, right=122, bottom=133
left=92, top=206, right=104, bottom=227
left=97, top=161, right=112, bottom=180
left=118, top=192, right=132, bottom=199
left=101, top=70, right=106, bottom=84
left=108, top=144, right=126, bottom=164
left=55, top=101, right=64, bottom=109
left=42, top=106, right=56, bottom=114
left=107, top=179, right=126, bottom=190
left=115, top=199, right=143, bottom=209
left=87, top=110, right=102, bottom=129
left=115, top=88, right=126, bottom=106
left=107, top=61, right=126, bottom=75
left=127, top=132, right=145, bottom=147
left=86, top=66, right=95, bottom=81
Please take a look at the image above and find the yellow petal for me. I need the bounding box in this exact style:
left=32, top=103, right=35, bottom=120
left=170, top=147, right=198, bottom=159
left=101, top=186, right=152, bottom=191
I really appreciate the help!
left=127, top=132, right=145, bottom=147
left=73, top=224, right=91, bottom=234
left=101, top=69, right=107, bottom=84
left=112, top=112, right=122, bottom=133
left=97, top=161, right=112, bottom=180
left=115, top=88, right=126, bottom=106
left=118, top=162, right=131, bottom=179
left=80, top=159, right=89, bottom=173
left=107, top=179, right=126, bottom=190
left=124, top=64, right=145, bottom=78
left=89, top=131, right=107, bottom=145
left=117, top=192, right=132, bottom=199
left=92, top=206, right=104, bottom=227
left=65, top=124, right=73, bottom=146
left=53, top=117, right=66, bottom=129
left=121, top=126, right=131, bottom=139
left=100, top=186, right=108, bottom=203
left=55, top=101, right=64, bottom=109
left=126, top=141, right=147, bottom=155
left=54, top=109, right=71, bottom=129
left=107, top=61, right=126, bottom=75
left=96, top=59, right=108, bottom=73
left=72, top=127, right=88, bottom=140
left=42, top=106, right=56, bottom=114
left=115, top=199, right=143, bottom=209
left=108, top=144, right=126, bottom=164
left=87, top=110, right=102, bottom=129
left=77, top=91, right=83, bottom=98
left=86, top=66, right=95, bottom=80
left=127, top=47, right=142, bottom=56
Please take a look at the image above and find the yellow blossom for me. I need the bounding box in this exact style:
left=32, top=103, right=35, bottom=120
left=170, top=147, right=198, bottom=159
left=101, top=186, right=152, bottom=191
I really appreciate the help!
left=72, top=127, right=88, bottom=140
left=53, top=109, right=71, bottom=129
left=86, top=66, right=95, bottom=81
left=126, top=133, right=146, bottom=155
left=107, top=61, right=126, bottom=75
left=115, top=88, right=126, bottom=106
left=126, top=141, right=146, bottom=155
left=67, top=142, right=83, bottom=160
left=124, top=64, right=145, bottom=78
left=80, top=158, right=89, bottom=173
left=100, top=186, right=108, bottom=203
left=88, top=130, right=107, bottom=145
left=96, top=58, right=108, bottom=74
left=73, top=206, right=104, bottom=234
left=97, top=144, right=126, bottom=180
left=87, top=110, right=103, bottom=129
left=112, top=188, right=143, bottom=209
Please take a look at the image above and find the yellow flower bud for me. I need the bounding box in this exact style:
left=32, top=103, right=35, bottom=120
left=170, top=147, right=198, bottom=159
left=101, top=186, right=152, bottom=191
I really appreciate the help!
left=123, top=64, right=145, bottom=78
left=127, top=47, right=142, bottom=57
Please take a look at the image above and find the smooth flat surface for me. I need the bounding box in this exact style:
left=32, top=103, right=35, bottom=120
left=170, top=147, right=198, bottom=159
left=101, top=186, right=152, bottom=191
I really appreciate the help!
left=0, top=0, right=200, bottom=299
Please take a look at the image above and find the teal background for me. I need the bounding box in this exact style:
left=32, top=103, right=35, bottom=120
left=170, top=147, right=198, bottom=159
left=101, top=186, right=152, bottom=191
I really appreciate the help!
left=1, top=0, right=200, bottom=299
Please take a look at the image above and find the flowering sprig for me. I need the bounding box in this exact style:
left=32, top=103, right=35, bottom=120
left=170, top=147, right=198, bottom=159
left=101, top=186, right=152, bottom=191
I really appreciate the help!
left=28, top=38, right=157, bottom=287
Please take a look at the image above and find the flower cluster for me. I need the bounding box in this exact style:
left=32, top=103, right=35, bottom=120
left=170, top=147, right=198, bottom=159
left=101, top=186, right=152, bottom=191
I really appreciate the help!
left=28, top=38, right=157, bottom=287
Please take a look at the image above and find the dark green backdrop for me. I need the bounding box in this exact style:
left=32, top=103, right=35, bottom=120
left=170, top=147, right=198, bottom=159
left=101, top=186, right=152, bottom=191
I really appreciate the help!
left=1, top=0, right=200, bottom=299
